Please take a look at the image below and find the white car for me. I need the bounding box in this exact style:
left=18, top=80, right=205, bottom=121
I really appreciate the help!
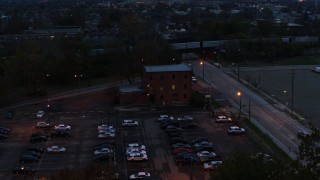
left=177, top=115, right=193, bottom=121
left=98, top=132, right=115, bottom=139
left=54, top=124, right=71, bottom=131
left=47, top=146, right=66, bottom=153
left=129, top=172, right=151, bottom=179
left=126, top=148, right=147, bottom=155
left=192, top=76, right=197, bottom=82
left=126, top=143, right=146, bottom=151
left=228, top=126, right=245, bottom=134
left=158, top=115, right=174, bottom=121
left=122, top=120, right=139, bottom=127
left=35, top=121, right=51, bottom=128
left=98, top=128, right=115, bottom=134
left=203, top=160, right=223, bottom=171
left=126, top=153, right=148, bottom=161
left=196, top=151, right=216, bottom=158
left=94, top=148, right=113, bottom=155
left=97, top=124, right=114, bottom=130
left=36, top=111, right=45, bottom=118
left=215, top=115, right=232, bottom=123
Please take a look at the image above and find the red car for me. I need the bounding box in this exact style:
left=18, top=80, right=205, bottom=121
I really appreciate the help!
left=173, top=147, right=192, bottom=155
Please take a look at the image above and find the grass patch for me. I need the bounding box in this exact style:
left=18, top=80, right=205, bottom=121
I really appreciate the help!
left=241, top=118, right=293, bottom=164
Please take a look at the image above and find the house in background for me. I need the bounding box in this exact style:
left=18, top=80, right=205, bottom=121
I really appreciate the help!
left=142, top=64, right=193, bottom=105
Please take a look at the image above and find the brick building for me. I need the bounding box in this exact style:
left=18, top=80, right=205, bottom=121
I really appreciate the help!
left=143, top=64, right=193, bottom=105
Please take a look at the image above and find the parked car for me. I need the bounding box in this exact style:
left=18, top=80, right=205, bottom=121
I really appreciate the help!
left=181, top=123, right=198, bottom=129
left=94, top=143, right=114, bottom=151
left=196, top=151, right=216, bottom=158
left=165, top=128, right=182, bottom=134
left=36, top=111, right=45, bottom=118
left=126, top=148, right=147, bottom=156
left=215, top=115, right=232, bottom=123
left=98, top=128, right=115, bottom=134
left=165, top=125, right=182, bottom=131
left=21, top=151, right=42, bottom=158
left=97, top=124, right=114, bottom=130
left=20, top=154, right=39, bottom=163
left=35, top=121, right=51, bottom=128
left=126, top=143, right=146, bottom=151
left=0, top=129, right=9, bottom=135
left=170, top=137, right=188, bottom=145
left=173, top=147, right=192, bottom=155
left=0, top=133, right=8, bottom=139
left=54, top=124, right=71, bottom=131
left=167, top=132, right=183, bottom=139
left=203, top=160, right=223, bottom=171
left=47, top=146, right=66, bottom=153
left=228, top=126, right=245, bottom=134
left=158, top=115, right=174, bottom=121
left=122, top=120, right=139, bottom=127
left=199, top=155, right=219, bottom=163
left=297, top=131, right=311, bottom=139
left=31, top=131, right=49, bottom=138
left=175, top=153, right=200, bottom=166
left=177, top=115, right=193, bottom=122
left=193, top=141, right=213, bottom=148
left=94, top=153, right=113, bottom=162
left=172, top=143, right=191, bottom=149
left=13, top=165, right=36, bottom=175
left=192, top=138, right=209, bottom=145
left=29, top=135, right=48, bottom=143
left=94, top=148, right=113, bottom=155
left=98, top=132, right=115, bottom=139
left=192, top=76, right=197, bottom=82
left=126, top=153, right=148, bottom=161
left=27, top=147, right=45, bottom=154
left=160, top=121, right=179, bottom=129
left=129, top=172, right=151, bottom=179
left=50, top=130, right=71, bottom=138
left=0, top=127, right=10, bottom=133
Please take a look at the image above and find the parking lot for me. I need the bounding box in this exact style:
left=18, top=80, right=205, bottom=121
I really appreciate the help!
left=0, top=104, right=261, bottom=180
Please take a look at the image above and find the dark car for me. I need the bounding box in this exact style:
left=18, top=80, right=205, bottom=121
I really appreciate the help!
left=0, top=127, right=10, bottom=133
left=175, top=153, right=200, bottom=166
left=13, top=165, right=36, bottom=175
left=192, top=137, right=209, bottom=145
left=165, top=128, right=182, bottom=134
left=160, top=122, right=180, bottom=129
left=20, top=155, right=39, bottom=163
left=50, top=130, right=71, bottom=138
left=170, top=137, right=188, bottom=145
left=181, top=123, right=198, bottom=129
left=165, top=125, right=182, bottom=131
left=195, top=146, right=215, bottom=153
left=29, top=135, right=48, bottom=143
left=0, top=129, right=9, bottom=135
left=94, top=143, right=115, bottom=151
left=199, top=154, right=220, bottom=162
left=27, top=147, right=45, bottom=154
left=0, top=133, right=8, bottom=139
left=31, top=131, right=49, bottom=138
left=94, top=153, right=114, bottom=162
left=172, top=143, right=191, bottom=149
left=5, top=111, right=14, bottom=120
left=22, top=151, right=42, bottom=158
left=167, top=132, right=183, bottom=139
left=168, top=134, right=186, bottom=140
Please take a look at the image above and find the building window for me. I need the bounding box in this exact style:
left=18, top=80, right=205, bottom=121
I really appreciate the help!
left=160, top=75, right=163, bottom=80
left=184, top=84, right=187, bottom=89
left=172, top=84, right=175, bottom=90
left=184, top=94, right=187, bottom=99
left=149, top=76, right=152, bottom=80
left=172, top=93, right=178, bottom=101
left=184, top=74, right=188, bottom=79
left=172, top=74, right=175, bottom=79
left=160, top=95, right=164, bottom=100
left=160, top=86, right=164, bottom=90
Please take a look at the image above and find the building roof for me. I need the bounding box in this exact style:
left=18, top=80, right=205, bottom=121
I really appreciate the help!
left=144, top=64, right=192, bottom=73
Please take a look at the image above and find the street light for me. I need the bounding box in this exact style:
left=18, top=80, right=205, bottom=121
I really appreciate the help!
left=74, top=74, right=82, bottom=94
left=237, top=91, right=242, bottom=122
left=200, top=60, right=204, bottom=80
left=47, top=103, right=51, bottom=130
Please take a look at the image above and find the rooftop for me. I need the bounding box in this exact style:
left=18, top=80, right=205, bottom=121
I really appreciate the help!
left=144, top=64, right=192, bottom=73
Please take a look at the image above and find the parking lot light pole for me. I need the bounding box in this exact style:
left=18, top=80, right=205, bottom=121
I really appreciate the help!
left=47, top=103, right=50, bottom=130
left=237, top=91, right=242, bottom=122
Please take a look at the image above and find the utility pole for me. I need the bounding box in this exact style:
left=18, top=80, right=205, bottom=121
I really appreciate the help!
left=291, top=70, right=295, bottom=115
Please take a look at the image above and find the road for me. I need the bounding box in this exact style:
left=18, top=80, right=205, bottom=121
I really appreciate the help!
left=191, top=59, right=310, bottom=159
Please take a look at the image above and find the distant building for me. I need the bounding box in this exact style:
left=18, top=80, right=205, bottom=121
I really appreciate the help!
left=142, top=64, right=193, bottom=105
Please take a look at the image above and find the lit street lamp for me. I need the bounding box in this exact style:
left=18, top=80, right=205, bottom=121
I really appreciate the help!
left=74, top=74, right=82, bottom=94
left=200, top=60, right=204, bottom=80
left=237, top=91, right=242, bottom=121
left=47, top=103, right=51, bottom=130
